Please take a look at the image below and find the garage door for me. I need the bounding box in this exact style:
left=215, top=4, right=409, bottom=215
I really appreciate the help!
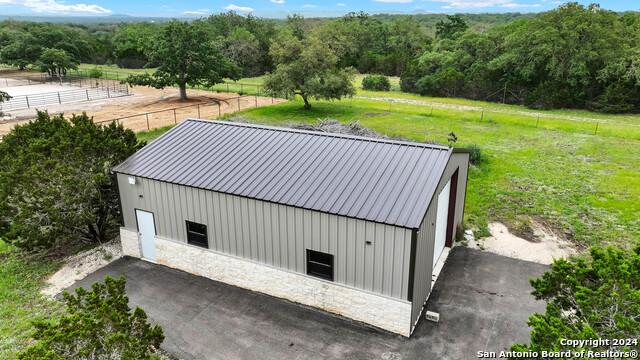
left=433, top=178, right=451, bottom=268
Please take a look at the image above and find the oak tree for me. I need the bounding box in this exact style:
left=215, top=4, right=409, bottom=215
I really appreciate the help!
left=124, top=20, right=241, bottom=101
left=263, top=33, right=356, bottom=110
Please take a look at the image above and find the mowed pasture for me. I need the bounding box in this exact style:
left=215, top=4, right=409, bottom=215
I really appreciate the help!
left=141, top=81, right=639, bottom=251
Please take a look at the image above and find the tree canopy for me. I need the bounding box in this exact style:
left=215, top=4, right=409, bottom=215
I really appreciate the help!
left=17, top=276, right=164, bottom=360
left=436, top=15, right=469, bottom=40
left=264, top=32, right=356, bottom=110
left=0, top=111, right=144, bottom=250
left=124, top=20, right=241, bottom=100
left=36, top=48, right=79, bottom=77
left=0, top=20, right=91, bottom=70
left=512, top=246, right=640, bottom=356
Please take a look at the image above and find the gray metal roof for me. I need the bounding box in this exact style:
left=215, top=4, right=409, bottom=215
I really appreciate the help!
left=113, top=119, right=455, bottom=228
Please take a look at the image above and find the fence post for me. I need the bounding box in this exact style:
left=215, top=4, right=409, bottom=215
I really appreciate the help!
left=430, top=106, right=433, bottom=116
left=86, top=89, right=89, bottom=100
left=536, top=116, right=540, bottom=128
left=146, top=113, right=150, bottom=130
left=174, top=109, right=177, bottom=124
left=480, top=109, right=484, bottom=122
left=26, top=96, right=30, bottom=108
left=241, top=84, right=244, bottom=93
left=238, top=97, right=240, bottom=111
left=117, top=119, right=120, bottom=126
left=218, top=103, right=221, bottom=117
left=503, top=83, right=507, bottom=104
left=58, top=92, right=61, bottom=104
left=255, top=95, right=257, bottom=108
left=198, top=104, right=201, bottom=118
left=227, top=83, right=229, bottom=92
left=107, top=87, right=110, bottom=98
left=595, top=122, right=599, bottom=135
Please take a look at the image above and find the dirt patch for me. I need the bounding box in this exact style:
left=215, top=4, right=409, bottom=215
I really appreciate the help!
left=468, top=221, right=576, bottom=264
left=40, top=238, right=123, bottom=298
left=1, top=83, right=286, bottom=137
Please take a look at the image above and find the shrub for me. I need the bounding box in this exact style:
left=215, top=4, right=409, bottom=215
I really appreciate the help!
left=87, top=67, right=104, bottom=79
left=511, top=246, right=640, bottom=355
left=468, top=144, right=485, bottom=166
left=0, top=111, right=145, bottom=250
left=362, top=75, right=391, bottom=91
left=17, top=276, right=164, bottom=360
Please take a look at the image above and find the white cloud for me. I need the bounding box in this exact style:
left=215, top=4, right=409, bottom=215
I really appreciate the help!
left=302, top=4, right=317, bottom=7
left=337, top=2, right=346, bottom=5
left=223, top=4, right=254, bottom=11
left=270, top=0, right=285, bottom=3
left=373, top=0, right=413, bottom=3
left=500, top=2, right=540, bottom=7
left=182, top=9, right=210, bottom=14
left=0, top=0, right=111, bottom=13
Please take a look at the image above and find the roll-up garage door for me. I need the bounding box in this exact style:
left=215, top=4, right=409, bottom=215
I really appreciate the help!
left=433, top=178, right=451, bottom=268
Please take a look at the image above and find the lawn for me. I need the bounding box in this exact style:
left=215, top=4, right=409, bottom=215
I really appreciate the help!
left=139, top=89, right=639, bottom=250
left=0, top=239, right=62, bottom=358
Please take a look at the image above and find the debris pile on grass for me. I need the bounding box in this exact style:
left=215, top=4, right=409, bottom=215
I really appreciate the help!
left=227, top=115, right=441, bottom=145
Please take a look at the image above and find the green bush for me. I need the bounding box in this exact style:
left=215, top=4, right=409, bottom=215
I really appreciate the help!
left=17, top=276, right=164, bottom=360
left=511, top=246, right=640, bottom=355
left=468, top=144, right=485, bottom=166
left=361, top=75, right=391, bottom=92
left=0, top=111, right=145, bottom=250
left=87, top=67, right=104, bottom=79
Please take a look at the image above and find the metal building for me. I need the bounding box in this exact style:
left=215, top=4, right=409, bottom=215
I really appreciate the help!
left=113, top=119, right=470, bottom=337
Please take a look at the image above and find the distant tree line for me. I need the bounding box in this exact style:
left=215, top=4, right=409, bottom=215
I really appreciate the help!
left=401, top=3, right=640, bottom=112
left=1, top=4, right=640, bottom=112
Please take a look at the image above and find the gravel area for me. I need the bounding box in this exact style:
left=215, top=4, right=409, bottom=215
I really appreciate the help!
left=40, top=238, right=123, bottom=297
left=467, top=222, right=576, bottom=264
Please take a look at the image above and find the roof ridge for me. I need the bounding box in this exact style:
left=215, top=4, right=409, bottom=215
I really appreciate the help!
left=183, top=118, right=452, bottom=151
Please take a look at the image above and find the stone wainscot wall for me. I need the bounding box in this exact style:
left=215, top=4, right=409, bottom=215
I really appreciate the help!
left=120, top=227, right=412, bottom=337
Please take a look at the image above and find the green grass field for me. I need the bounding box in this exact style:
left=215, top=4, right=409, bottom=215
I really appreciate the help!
left=0, top=239, right=62, bottom=358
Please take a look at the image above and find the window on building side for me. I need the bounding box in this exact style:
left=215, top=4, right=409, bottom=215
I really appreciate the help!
left=306, top=249, right=334, bottom=281
left=186, top=221, right=208, bottom=248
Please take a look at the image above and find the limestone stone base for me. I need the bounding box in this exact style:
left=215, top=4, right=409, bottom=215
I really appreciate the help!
left=120, top=227, right=142, bottom=258
left=154, top=236, right=412, bottom=337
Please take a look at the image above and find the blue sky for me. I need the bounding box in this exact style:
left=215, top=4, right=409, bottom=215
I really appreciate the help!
left=0, top=0, right=637, bottom=16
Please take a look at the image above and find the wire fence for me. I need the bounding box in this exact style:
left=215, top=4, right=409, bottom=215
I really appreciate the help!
left=0, top=83, right=129, bottom=111
left=0, top=74, right=122, bottom=90
left=94, top=94, right=280, bottom=133
left=66, top=69, right=266, bottom=96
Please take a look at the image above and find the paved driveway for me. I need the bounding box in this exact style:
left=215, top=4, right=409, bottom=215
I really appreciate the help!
left=67, top=247, right=548, bottom=360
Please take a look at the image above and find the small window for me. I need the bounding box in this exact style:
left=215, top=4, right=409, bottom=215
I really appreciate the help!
left=306, top=249, right=334, bottom=281
left=186, top=221, right=208, bottom=248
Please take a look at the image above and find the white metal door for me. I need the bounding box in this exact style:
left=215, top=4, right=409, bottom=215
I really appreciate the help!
left=136, top=209, right=156, bottom=261
left=433, top=179, right=451, bottom=268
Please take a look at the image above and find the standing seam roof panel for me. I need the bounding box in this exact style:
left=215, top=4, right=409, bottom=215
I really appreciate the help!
left=113, top=119, right=457, bottom=228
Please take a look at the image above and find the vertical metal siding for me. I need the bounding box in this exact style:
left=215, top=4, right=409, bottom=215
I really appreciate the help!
left=410, top=152, right=470, bottom=332
left=117, top=173, right=413, bottom=300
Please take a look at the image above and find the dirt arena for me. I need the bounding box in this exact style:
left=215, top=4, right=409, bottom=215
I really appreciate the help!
left=0, top=69, right=286, bottom=137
